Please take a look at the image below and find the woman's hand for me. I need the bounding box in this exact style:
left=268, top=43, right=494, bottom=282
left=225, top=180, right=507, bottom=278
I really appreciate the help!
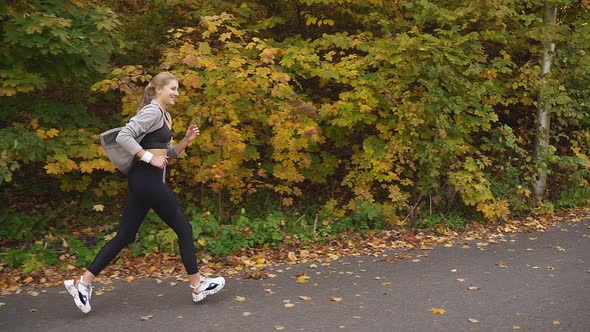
left=184, top=124, right=200, bottom=142
left=149, top=155, right=169, bottom=169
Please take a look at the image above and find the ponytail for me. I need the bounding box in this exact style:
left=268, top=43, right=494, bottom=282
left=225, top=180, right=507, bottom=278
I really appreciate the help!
left=136, top=72, right=178, bottom=112
left=137, top=83, right=156, bottom=112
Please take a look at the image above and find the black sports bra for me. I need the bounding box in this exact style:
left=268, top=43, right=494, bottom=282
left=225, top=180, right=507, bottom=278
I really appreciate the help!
left=141, top=123, right=172, bottom=149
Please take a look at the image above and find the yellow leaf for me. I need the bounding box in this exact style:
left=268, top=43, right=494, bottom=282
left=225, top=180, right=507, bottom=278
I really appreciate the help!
left=552, top=320, right=560, bottom=325
left=44, top=163, right=63, bottom=174
left=92, top=204, right=104, bottom=212
left=306, top=16, right=318, bottom=25
left=235, top=296, right=247, bottom=302
left=284, top=303, right=295, bottom=308
left=444, top=243, right=454, bottom=248
left=46, top=128, right=59, bottom=137
left=287, top=252, right=297, bottom=262
left=296, top=275, right=310, bottom=284
left=382, top=282, right=393, bottom=286
left=327, top=253, right=339, bottom=260
left=36, top=129, right=47, bottom=139
left=329, top=296, right=343, bottom=302
left=197, top=239, right=206, bottom=246
left=299, top=296, right=312, bottom=301
left=429, top=308, right=446, bottom=315
left=243, top=312, right=252, bottom=317
left=30, top=118, right=39, bottom=129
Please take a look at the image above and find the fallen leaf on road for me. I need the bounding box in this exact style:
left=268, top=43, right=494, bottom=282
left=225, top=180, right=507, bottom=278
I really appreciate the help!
left=327, top=253, right=340, bottom=260
left=551, top=246, right=566, bottom=252
left=456, top=278, right=467, bottom=282
left=284, top=303, right=295, bottom=308
left=141, top=315, right=154, bottom=321
left=496, top=262, right=508, bottom=268
left=299, top=296, right=312, bottom=301
left=329, top=296, right=343, bottom=302
left=275, top=326, right=285, bottom=330
left=553, top=320, right=560, bottom=325
left=468, top=318, right=479, bottom=323
left=476, top=242, right=489, bottom=247
left=516, top=312, right=525, bottom=316
left=429, top=308, right=446, bottom=315
left=235, top=296, right=247, bottom=302
left=512, top=326, right=521, bottom=330
left=0, top=302, right=6, bottom=307
left=444, top=243, right=454, bottom=248
left=467, top=286, right=481, bottom=291
left=451, top=269, right=458, bottom=273
left=27, top=291, right=40, bottom=296
left=296, top=275, right=310, bottom=284
left=382, top=282, right=393, bottom=286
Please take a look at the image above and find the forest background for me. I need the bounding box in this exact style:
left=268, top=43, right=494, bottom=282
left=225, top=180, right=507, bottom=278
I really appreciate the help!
left=1, top=0, right=589, bottom=276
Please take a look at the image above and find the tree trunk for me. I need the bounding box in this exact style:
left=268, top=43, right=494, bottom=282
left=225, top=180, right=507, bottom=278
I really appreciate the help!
left=533, top=3, right=557, bottom=199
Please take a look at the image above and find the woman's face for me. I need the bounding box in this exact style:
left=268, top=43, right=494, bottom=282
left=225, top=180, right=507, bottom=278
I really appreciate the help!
left=156, top=80, right=179, bottom=106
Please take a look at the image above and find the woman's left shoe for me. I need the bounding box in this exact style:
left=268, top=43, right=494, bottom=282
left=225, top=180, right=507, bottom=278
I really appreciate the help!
left=191, top=275, right=225, bottom=302
left=64, top=276, right=94, bottom=313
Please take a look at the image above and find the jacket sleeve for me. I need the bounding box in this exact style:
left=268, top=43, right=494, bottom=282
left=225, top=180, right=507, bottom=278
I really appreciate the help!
left=115, top=106, right=162, bottom=156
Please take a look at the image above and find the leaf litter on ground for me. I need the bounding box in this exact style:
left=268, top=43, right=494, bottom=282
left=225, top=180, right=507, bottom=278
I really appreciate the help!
left=0, top=208, right=587, bottom=295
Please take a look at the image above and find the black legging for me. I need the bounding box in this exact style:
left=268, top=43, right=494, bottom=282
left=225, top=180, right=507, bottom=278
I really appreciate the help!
left=88, top=162, right=198, bottom=275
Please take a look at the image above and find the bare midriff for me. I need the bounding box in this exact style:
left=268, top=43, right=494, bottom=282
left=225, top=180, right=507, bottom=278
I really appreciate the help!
left=146, top=148, right=167, bottom=156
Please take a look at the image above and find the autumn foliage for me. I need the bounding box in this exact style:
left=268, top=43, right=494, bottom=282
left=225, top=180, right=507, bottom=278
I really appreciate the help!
left=1, top=0, right=589, bottom=264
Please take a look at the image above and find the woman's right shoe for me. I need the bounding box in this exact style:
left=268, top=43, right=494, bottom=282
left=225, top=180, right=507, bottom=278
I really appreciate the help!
left=191, top=275, right=225, bottom=302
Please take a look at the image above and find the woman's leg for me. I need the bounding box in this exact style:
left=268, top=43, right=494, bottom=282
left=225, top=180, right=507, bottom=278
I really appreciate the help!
left=150, top=185, right=199, bottom=278
left=86, top=190, right=150, bottom=279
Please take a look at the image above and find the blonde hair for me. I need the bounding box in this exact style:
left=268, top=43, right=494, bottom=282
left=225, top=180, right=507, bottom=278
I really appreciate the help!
left=137, top=72, right=178, bottom=112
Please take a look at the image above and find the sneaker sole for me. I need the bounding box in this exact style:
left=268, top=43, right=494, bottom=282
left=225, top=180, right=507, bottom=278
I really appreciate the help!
left=64, top=280, right=91, bottom=313
left=193, top=280, right=226, bottom=303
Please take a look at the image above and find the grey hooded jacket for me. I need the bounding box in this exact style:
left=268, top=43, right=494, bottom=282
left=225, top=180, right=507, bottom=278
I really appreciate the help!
left=100, top=100, right=178, bottom=174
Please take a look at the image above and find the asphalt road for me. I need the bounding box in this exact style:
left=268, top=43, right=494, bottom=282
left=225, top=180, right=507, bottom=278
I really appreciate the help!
left=1, top=218, right=588, bottom=332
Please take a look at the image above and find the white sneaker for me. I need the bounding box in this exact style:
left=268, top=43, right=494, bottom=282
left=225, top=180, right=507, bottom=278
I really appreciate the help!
left=64, top=276, right=94, bottom=313
left=191, top=275, right=225, bottom=302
